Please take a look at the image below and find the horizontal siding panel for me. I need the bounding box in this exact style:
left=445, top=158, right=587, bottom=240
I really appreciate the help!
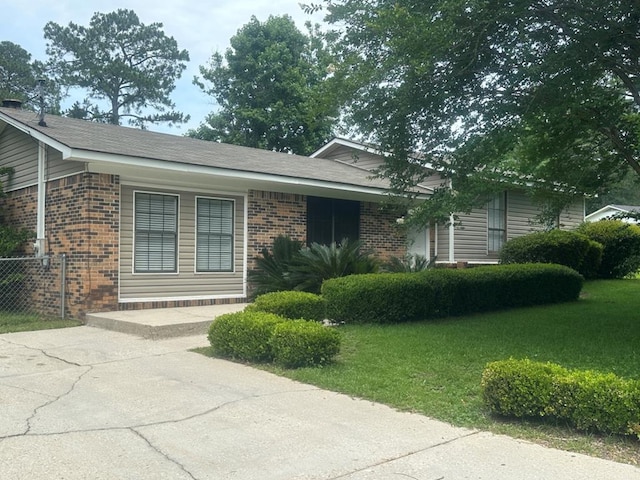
left=0, top=128, right=37, bottom=190
left=120, top=185, right=246, bottom=301
left=47, top=147, right=84, bottom=180
left=507, top=190, right=541, bottom=240
left=560, top=199, right=585, bottom=229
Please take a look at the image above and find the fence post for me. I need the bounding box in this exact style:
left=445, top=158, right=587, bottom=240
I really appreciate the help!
left=60, top=254, right=66, bottom=319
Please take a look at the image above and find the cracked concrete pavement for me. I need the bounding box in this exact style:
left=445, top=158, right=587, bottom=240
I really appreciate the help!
left=1, top=326, right=639, bottom=479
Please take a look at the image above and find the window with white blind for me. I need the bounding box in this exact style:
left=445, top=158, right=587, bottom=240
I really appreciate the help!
left=134, top=192, right=178, bottom=273
left=196, top=197, right=234, bottom=272
left=487, top=192, right=507, bottom=253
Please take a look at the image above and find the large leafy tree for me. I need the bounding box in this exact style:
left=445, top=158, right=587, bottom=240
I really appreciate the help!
left=44, top=9, right=189, bottom=127
left=191, top=15, right=337, bottom=155
left=311, top=1, right=640, bottom=223
left=0, top=41, right=61, bottom=112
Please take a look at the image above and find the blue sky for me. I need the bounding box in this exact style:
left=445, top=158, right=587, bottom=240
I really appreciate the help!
left=3, top=0, right=324, bottom=133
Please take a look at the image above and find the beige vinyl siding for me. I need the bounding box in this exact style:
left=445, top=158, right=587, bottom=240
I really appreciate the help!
left=0, top=128, right=83, bottom=192
left=455, top=209, right=490, bottom=260
left=321, top=146, right=385, bottom=171
left=47, top=147, right=84, bottom=180
left=507, top=190, right=541, bottom=240
left=559, top=199, right=585, bottom=229
left=0, top=128, right=37, bottom=190
left=120, top=185, right=245, bottom=301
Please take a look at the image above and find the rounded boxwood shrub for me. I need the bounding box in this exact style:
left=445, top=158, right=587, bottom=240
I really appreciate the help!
left=248, top=291, right=326, bottom=321
left=576, top=220, right=640, bottom=278
left=482, top=358, right=640, bottom=437
left=270, top=320, right=341, bottom=368
left=499, top=229, right=602, bottom=278
left=207, top=310, right=286, bottom=362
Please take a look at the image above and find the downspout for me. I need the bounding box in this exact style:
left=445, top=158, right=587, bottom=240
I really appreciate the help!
left=448, top=178, right=455, bottom=264
left=425, top=224, right=431, bottom=263
left=35, top=141, right=46, bottom=259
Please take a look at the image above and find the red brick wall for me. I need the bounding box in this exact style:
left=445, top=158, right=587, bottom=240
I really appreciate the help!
left=247, top=190, right=408, bottom=268
left=3, top=172, right=120, bottom=318
left=360, top=201, right=407, bottom=261
left=247, top=190, right=307, bottom=270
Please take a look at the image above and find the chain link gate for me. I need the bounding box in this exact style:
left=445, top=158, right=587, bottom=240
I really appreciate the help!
left=0, top=254, right=67, bottom=320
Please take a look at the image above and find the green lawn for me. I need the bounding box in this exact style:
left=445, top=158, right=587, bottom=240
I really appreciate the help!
left=201, top=279, right=640, bottom=465
left=0, top=312, right=81, bottom=334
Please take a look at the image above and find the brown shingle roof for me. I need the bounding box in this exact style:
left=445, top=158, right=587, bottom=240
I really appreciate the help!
left=0, top=107, right=394, bottom=192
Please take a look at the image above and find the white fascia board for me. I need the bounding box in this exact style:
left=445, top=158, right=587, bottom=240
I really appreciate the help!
left=74, top=148, right=392, bottom=198
left=0, top=113, right=73, bottom=157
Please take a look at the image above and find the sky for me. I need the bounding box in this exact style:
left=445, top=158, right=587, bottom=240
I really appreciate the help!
left=3, top=0, right=325, bottom=133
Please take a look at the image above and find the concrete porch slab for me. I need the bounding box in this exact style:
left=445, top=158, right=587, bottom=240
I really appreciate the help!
left=85, top=303, right=249, bottom=339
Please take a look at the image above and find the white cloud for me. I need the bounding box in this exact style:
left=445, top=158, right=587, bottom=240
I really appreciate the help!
left=3, top=0, right=325, bottom=133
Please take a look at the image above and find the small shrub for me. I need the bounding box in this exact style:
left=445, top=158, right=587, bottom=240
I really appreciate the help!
left=207, top=311, right=286, bottom=362
left=576, top=220, right=640, bottom=278
left=270, top=320, right=341, bottom=368
left=383, top=254, right=430, bottom=272
left=499, top=229, right=601, bottom=278
left=249, top=291, right=326, bottom=322
left=249, top=235, right=303, bottom=296
left=292, top=238, right=379, bottom=293
left=482, top=358, right=640, bottom=437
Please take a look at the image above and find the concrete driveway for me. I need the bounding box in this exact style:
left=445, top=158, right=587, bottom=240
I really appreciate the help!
left=0, top=326, right=638, bottom=480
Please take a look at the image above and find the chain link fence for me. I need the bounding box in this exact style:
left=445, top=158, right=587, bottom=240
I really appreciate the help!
left=0, top=255, right=66, bottom=320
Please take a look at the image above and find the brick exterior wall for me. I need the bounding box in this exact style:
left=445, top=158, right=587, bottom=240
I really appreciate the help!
left=2, top=182, right=409, bottom=318
left=2, top=172, right=120, bottom=318
left=247, top=190, right=408, bottom=268
left=247, top=190, right=307, bottom=270
left=360, top=201, right=407, bottom=261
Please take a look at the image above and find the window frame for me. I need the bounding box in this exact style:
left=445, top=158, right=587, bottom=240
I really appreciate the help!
left=487, top=191, right=507, bottom=254
left=133, top=191, right=180, bottom=275
left=195, top=196, right=235, bottom=273
left=306, top=196, right=360, bottom=246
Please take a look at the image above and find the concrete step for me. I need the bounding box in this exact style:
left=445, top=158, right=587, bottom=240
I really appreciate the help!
left=85, top=303, right=249, bottom=339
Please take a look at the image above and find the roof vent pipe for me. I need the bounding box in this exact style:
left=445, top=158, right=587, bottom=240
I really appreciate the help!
left=2, top=99, right=23, bottom=109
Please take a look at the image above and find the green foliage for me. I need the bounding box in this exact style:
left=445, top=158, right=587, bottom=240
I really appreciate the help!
left=207, top=309, right=340, bottom=368
left=249, top=236, right=378, bottom=295
left=45, top=9, right=189, bottom=127
left=270, top=320, right=341, bottom=368
left=249, top=291, right=326, bottom=322
left=383, top=253, right=430, bottom=272
left=576, top=220, right=640, bottom=278
left=499, top=230, right=602, bottom=279
left=249, top=235, right=304, bottom=296
left=0, top=41, right=61, bottom=112
left=322, top=264, right=583, bottom=324
left=320, top=0, right=640, bottom=219
left=191, top=15, right=337, bottom=155
left=0, top=226, right=33, bottom=257
left=482, top=358, right=640, bottom=437
left=207, top=310, right=286, bottom=362
left=292, top=238, right=379, bottom=293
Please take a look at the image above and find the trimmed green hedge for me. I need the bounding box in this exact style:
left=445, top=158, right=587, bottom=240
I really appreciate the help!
left=499, top=229, right=602, bottom=278
left=248, top=291, right=326, bottom=321
left=270, top=320, right=341, bottom=368
left=322, top=264, right=583, bottom=324
left=208, top=309, right=340, bottom=368
left=482, top=358, right=640, bottom=437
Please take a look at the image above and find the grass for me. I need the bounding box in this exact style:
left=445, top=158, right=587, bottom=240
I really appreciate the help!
left=0, top=312, right=81, bottom=334
left=197, top=279, right=640, bottom=465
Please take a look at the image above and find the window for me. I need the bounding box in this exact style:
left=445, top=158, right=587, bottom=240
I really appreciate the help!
left=196, top=197, right=234, bottom=272
left=135, top=192, right=178, bottom=273
left=487, top=192, right=507, bottom=253
left=307, top=196, right=360, bottom=245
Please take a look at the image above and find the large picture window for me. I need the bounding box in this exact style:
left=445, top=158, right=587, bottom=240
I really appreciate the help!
left=307, top=196, right=360, bottom=245
left=487, top=192, right=507, bottom=253
left=134, top=192, right=178, bottom=273
left=196, top=197, right=234, bottom=272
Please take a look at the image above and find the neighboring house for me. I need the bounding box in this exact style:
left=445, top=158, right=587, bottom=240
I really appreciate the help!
left=585, top=205, right=640, bottom=224
left=0, top=109, right=584, bottom=319
left=312, top=138, right=585, bottom=265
